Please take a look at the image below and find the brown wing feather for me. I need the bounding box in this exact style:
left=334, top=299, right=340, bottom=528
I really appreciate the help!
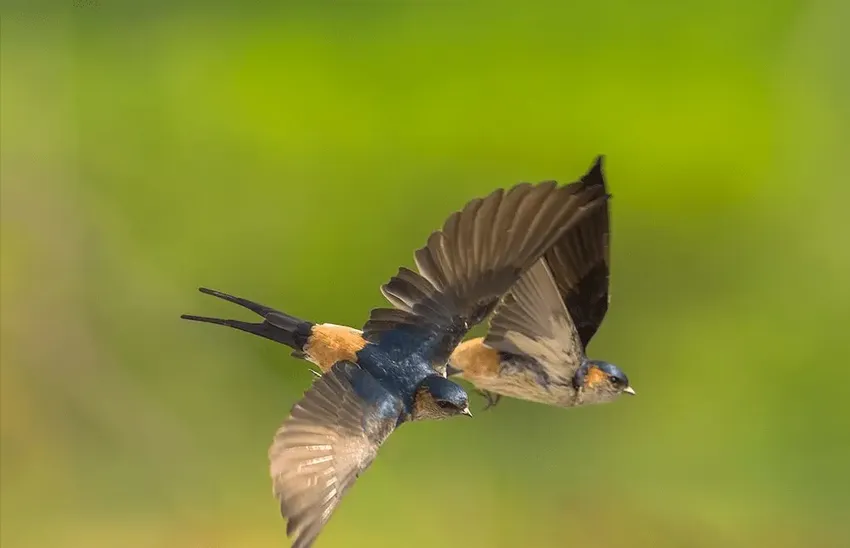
left=363, top=178, right=608, bottom=372
left=485, top=258, right=585, bottom=380
left=269, top=361, right=402, bottom=548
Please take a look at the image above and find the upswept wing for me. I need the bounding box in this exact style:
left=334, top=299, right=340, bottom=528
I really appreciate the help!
left=544, top=156, right=611, bottom=348
left=484, top=258, right=584, bottom=381
left=362, top=178, right=608, bottom=373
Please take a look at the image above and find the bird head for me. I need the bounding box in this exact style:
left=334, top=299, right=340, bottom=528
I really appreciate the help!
left=412, top=376, right=473, bottom=421
left=576, top=360, right=635, bottom=404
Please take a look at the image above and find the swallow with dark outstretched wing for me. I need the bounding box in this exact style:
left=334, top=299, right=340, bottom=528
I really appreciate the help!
left=183, top=179, right=601, bottom=547
left=181, top=159, right=610, bottom=379
left=446, top=156, right=634, bottom=408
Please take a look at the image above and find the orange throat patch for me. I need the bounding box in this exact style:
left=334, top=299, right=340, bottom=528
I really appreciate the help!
left=583, top=365, right=608, bottom=388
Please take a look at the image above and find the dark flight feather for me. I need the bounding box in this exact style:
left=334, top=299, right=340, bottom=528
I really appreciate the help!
left=543, top=156, right=611, bottom=348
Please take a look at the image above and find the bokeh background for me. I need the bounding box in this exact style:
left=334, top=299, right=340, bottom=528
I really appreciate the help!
left=2, top=2, right=849, bottom=547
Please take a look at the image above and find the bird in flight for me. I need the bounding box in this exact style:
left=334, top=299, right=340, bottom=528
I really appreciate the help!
left=446, top=156, right=635, bottom=409
left=183, top=179, right=603, bottom=547
left=184, top=157, right=633, bottom=415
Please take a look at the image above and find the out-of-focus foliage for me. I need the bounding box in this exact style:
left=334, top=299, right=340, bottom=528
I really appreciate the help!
left=2, top=2, right=849, bottom=547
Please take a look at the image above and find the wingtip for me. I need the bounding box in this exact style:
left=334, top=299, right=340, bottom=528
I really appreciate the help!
left=581, top=155, right=606, bottom=188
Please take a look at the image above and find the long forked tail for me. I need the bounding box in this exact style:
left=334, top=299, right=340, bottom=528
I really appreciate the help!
left=181, top=287, right=314, bottom=355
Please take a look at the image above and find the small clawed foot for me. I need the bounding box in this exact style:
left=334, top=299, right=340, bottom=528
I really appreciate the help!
left=477, top=390, right=502, bottom=411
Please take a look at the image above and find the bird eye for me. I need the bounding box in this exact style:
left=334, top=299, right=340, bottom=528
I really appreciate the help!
left=437, top=401, right=454, bottom=410
left=608, top=375, right=620, bottom=385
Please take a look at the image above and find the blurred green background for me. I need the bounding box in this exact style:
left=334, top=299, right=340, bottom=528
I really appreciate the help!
left=2, top=2, right=849, bottom=547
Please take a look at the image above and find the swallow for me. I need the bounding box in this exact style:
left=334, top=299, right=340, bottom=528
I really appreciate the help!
left=447, top=156, right=635, bottom=408
left=182, top=180, right=602, bottom=547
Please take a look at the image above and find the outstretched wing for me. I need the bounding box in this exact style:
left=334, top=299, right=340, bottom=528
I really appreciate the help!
left=269, top=361, right=402, bottom=548
left=363, top=177, right=608, bottom=373
left=544, top=156, right=611, bottom=348
left=484, top=258, right=584, bottom=381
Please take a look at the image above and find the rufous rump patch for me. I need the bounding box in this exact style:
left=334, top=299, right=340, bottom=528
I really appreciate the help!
left=303, top=324, right=366, bottom=372
left=448, top=338, right=501, bottom=379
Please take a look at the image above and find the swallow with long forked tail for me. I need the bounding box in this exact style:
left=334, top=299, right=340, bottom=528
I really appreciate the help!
left=184, top=156, right=633, bottom=416
left=182, top=177, right=604, bottom=547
